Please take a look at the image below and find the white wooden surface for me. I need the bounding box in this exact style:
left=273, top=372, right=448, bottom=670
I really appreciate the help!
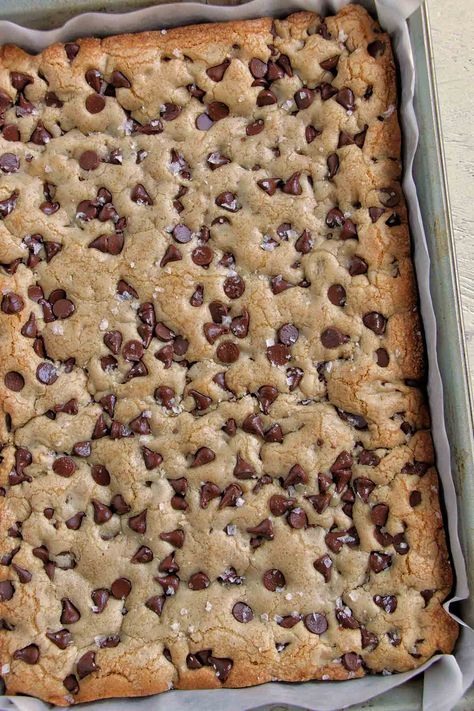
left=429, top=0, right=474, bottom=386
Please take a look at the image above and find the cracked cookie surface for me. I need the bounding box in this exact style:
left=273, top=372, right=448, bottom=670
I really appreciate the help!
left=0, top=5, right=457, bottom=706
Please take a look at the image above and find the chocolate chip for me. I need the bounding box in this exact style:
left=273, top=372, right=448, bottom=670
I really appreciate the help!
left=319, top=54, right=339, bottom=71
left=363, top=312, right=386, bottom=335
left=52, top=298, right=75, bottom=319
left=131, top=183, right=153, bottom=205
left=0, top=580, right=15, bottom=602
left=232, top=602, right=253, bottom=623
left=267, top=343, right=291, bottom=366
left=46, top=629, right=72, bottom=649
left=196, top=113, right=214, bottom=131
left=376, top=348, right=390, bottom=367
left=145, top=595, right=165, bottom=617
left=304, top=612, right=328, bottom=635
left=66, top=512, right=85, bottom=530
left=208, top=101, right=229, bottom=121
left=373, top=594, right=397, bottom=613
left=89, top=232, right=124, bottom=255
left=313, top=554, right=332, bottom=583
left=402, top=460, right=430, bottom=476
left=336, top=408, right=367, bottom=430
left=79, top=150, right=100, bottom=171
left=192, top=245, right=213, bottom=266
left=2, top=124, right=20, bottom=141
left=320, top=327, right=349, bottom=348
left=278, top=323, right=299, bottom=345
left=257, top=89, right=277, bottom=106
left=85, top=69, right=103, bottom=92
left=336, top=87, right=355, bottom=111
left=159, top=552, right=178, bottom=574
left=110, top=70, right=131, bottom=88
left=342, top=652, right=362, bottom=672
left=102, top=330, right=121, bottom=355
left=71, top=440, right=91, bottom=458
left=188, top=572, right=210, bottom=590
left=91, top=588, right=109, bottom=613
left=77, top=650, right=99, bottom=679
left=191, top=447, right=215, bottom=468
left=160, top=529, right=184, bottom=548
left=327, top=284, right=346, bottom=307
left=90, top=464, right=110, bottom=486
left=232, top=454, right=254, bottom=480
left=368, top=40, right=386, bottom=58
left=257, top=177, right=280, bottom=195
left=379, top=188, right=399, bottom=208
left=223, top=275, right=245, bottom=300
left=0, top=153, right=19, bottom=174
left=326, top=207, right=344, bottom=228
left=156, top=574, right=180, bottom=596
left=160, top=244, right=182, bottom=267
left=131, top=545, right=154, bottom=564
left=359, top=450, right=380, bottom=466
left=208, top=656, right=233, bottom=682
left=263, top=569, right=285, bottom=591
left=4, top=371, right=24, bottom=392
left=327, top=153, right=339, bottom=179
left=287, top=507, right=307, bottom=529
left=268, top=494, right=294, bottom=517
left=216, top=341, right=239, bottom=363
left=368, top=207, right=385, bottom=226
left=294, top=88, right=314, bottom=110
left=11, top=561, right=30, bottom=583
left=85, top=93, right=105, bottom=113
left=122, top=339, right=144, bottom=362
left=282, top=464, right=307, bottom=489
left=282, top=172, right=302, bottom=195
left=246, top=119, right=265, bottom=136
left=215, top=191, right=240, bottom=212
left=92, top=500, right=113, bottom=524
left=256, top=385, right=278, bottom=414
left=61, top=598, right=81, bottom=624
left=111, top=577, right=132, bottom=599
left=370, top=504, right=389, bottom=526
left=110, top=495, right=130, bottom=515
left=53, top=456, right=76, bottom=478
left=410, top=490, right=422, bottom=507
left=348, top=255, right=368, bottom=276
left=369, top=551, right=392, bottom=573
left=243, top=413, right=265, bottom=437
left=65, top=42, right=79, bottom=61
left=13, top=643, right=39, bottom=664
left=128, top=509, right=147, bottom=533
left=36, top=362, right=58, bottom=385
left=249, top=58, right=267, bottom=78
left=207, top=59, right=230, bottom=82
left=161, top=103, right=182, bottom=121
left=134, top=118, right=163, bottom=135
left=63, top=674, right=79, bottom=695
left=1, top=292, right=23, bottom=314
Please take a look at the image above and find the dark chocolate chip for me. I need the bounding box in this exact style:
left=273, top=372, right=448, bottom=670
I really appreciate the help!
left=304, top=612, right=328, bottom=635
left=232, top=602, right=253, bottom=623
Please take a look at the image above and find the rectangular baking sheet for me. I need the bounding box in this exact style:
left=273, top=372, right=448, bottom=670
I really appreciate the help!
left=0, top=1, right=473, bottom=710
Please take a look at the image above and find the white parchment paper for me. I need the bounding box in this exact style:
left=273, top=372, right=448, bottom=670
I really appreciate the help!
left=0, top=2, right=473, bottom=710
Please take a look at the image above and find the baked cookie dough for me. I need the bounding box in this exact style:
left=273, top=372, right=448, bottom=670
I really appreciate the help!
left=0, top=5, right=457, bottom=705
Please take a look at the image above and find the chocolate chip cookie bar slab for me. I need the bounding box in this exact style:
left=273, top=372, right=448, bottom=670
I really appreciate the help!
left=0, top=5, right=457, bottom=706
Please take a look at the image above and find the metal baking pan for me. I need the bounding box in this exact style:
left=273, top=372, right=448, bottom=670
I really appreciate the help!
left=0, top=1, right=472, bottom=709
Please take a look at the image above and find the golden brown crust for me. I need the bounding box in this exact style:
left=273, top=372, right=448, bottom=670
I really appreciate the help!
left=0, top=4, right=457, bottom=706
